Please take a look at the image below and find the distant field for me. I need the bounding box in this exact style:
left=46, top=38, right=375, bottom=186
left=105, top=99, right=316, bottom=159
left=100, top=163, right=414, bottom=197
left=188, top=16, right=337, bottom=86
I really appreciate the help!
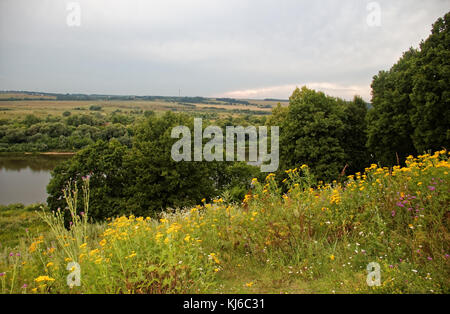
left=0, top=98, right=277, bottom=119
left=0, top=93, right=56, bottom=100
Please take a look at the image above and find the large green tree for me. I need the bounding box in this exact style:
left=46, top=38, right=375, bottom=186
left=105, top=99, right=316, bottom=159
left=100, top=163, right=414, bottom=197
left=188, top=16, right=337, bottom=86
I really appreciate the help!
left=47, top=139, right=129, bottom=222
left=279, top=87, right=347, bottom=181
left=409, top=12, right=450, bottom=152
left=367, top=12, right=450, bottom=165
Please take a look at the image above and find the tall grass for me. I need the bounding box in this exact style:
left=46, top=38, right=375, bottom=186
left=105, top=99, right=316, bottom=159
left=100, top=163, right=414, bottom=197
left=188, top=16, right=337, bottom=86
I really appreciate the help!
left=0, top=150, right=449, bottom=293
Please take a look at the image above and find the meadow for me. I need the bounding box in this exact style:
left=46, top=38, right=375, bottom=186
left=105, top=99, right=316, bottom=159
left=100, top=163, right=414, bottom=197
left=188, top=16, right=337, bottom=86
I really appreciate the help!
left=0, top=150, right=448, bottom=294
left=0, top=92, right=278, bottom=120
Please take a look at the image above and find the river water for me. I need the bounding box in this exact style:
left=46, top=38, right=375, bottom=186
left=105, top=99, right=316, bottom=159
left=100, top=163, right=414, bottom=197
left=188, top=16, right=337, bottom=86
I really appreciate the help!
left=0, top=154, right=72, bottom=205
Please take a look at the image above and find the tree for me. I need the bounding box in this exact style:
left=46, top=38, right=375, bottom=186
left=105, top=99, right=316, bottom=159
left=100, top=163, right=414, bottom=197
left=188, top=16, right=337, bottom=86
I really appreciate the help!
left=409, top=12, right=450, bottom=152
left=47, top=139, right=129, bottom=222
left=279, top=87, right=347, bottom=181
left=123, top=112, right=225, bottom=215
left=367, top=12, right=450, bottom=165
left=341, top=96, right=369, bottom=174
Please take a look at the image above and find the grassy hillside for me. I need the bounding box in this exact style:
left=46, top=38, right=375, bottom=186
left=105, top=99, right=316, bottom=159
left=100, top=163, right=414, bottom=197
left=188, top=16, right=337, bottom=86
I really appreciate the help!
left=0, top=151, right=448, bottom=294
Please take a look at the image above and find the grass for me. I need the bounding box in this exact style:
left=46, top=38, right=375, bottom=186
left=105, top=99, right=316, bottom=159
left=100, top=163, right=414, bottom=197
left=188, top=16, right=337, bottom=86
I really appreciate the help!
left=0, top=151, right=448, bottom=294
left=0, top=204, right=48, bottom=249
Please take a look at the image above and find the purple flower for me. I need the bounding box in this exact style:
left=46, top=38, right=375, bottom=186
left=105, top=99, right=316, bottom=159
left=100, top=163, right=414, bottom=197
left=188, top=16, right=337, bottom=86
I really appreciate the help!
left=445, top=254, right=449, bottom=259
left=0, top=272, right=5, bottom=277
left=427, top=256, right=433, bottom=261
left=80, top=212, right=85, bottom=216
left=391, top=210, right=396, bottom=217
left=389, top=265, right=394, bottom=268
left=9, top=252, right=13, bottom=257
left=22, top=284, right=28, bottom=288
left=396, top=202, right=405, bottom=208
left=16, top=253, right=20, bottom=257
left=428, top=186, right=436, bottom=191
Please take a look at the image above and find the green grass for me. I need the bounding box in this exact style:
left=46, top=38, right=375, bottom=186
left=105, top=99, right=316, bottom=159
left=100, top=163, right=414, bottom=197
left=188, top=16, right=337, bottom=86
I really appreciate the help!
left=0, top=204, right=48, bottom=248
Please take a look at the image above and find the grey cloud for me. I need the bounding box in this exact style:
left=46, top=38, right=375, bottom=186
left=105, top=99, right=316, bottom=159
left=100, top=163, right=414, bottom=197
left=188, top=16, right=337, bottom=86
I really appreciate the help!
left=0, top=0, right=449, bottom=100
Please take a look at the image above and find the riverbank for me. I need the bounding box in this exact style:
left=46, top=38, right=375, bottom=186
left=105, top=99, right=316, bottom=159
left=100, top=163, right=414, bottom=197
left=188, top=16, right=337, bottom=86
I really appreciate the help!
left=24, top=152, right=76, bottom=155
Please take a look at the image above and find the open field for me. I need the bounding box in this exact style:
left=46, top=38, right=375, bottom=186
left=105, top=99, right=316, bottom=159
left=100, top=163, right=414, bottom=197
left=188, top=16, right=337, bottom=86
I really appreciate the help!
left=0, top=92, right=281, bottom=120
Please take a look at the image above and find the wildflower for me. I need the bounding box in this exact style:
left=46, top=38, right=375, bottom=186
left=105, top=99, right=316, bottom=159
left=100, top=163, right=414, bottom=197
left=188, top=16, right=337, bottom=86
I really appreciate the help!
left=208, top=253, right=221, bottom=264
left=46, top=262, right=54, bottom=268
left=391, top=210, right=396, bottom=217
left=428, top=186, right=436, bottom=191
left=89, top=249, right=99, bottom=256
left=427, top=257, right=433, bottom=261
left=22, top=284, right=28, bottom=289
left=330, top=255, right=335, bottom=261
left=245, top=282, right=254, bottom=287
left=0, top=272, right=5, bottom=277
left=34, top=275, right=55, bottom=283
left=99, top=239, right=107, bottom=247
left=79, top=243, right=87, bottom=249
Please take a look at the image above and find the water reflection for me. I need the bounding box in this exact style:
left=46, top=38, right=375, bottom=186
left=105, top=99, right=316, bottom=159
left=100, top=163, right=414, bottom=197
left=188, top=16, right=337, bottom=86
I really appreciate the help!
left=0, top=154, right=72, bottom=205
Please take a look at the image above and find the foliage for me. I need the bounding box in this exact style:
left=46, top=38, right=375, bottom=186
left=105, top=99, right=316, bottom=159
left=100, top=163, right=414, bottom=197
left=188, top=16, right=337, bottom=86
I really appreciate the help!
left=367, top=11, right=450, bottom=165
left=47, top=112, right=260, bottom=221
left=277, top=87, right=368, bottom=182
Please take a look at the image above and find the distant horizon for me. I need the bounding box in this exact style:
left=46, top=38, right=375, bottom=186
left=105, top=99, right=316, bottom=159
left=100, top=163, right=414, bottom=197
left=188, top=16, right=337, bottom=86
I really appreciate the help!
left=0, top=89, right=292, bottom=101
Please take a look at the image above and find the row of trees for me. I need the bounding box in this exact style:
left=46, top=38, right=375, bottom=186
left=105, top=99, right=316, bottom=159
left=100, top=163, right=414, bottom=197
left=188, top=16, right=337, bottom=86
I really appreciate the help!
left=0, top=113, right=134, bottom=152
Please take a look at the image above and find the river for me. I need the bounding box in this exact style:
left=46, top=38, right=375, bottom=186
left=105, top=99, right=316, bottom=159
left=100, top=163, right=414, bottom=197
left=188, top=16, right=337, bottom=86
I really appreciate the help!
left=0, top=154, right=72, bottom=205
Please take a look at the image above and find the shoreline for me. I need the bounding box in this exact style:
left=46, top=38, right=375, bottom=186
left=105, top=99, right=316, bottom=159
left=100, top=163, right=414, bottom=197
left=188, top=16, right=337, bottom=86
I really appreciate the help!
left=23, top=152, right=76, bottom=155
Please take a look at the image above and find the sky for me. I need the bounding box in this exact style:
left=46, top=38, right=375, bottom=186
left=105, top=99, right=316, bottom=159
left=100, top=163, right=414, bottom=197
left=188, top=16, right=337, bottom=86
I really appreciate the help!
left=0, top=0, right=449, bottom=101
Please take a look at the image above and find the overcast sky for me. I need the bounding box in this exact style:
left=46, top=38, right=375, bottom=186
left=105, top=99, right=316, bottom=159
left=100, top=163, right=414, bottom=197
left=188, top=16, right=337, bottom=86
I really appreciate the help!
left=0, top=0, right=449, bottom=101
